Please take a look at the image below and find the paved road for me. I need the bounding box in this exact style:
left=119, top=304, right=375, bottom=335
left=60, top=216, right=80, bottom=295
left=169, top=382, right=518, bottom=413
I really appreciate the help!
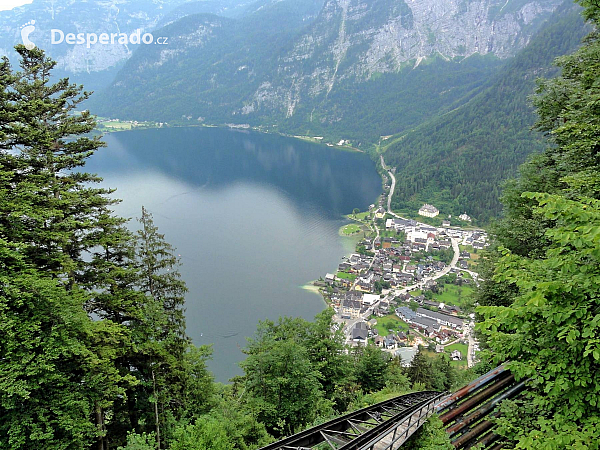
left=380, top=154, right=395, bottom=213
left=466, top=326, right=476, bottom=368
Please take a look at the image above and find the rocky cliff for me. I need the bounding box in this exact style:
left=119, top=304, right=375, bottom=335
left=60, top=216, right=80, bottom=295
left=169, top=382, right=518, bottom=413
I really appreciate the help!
left=0, top=0, right=260, bottom=91
left=244, top=0, right=562, bottom=117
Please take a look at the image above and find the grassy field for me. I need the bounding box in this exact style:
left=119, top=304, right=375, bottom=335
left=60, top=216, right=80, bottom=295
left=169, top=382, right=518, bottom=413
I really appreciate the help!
left=370, top=314, right=409, bottom=337
left=451, top=359, right=468, bottom=368
left=432, top=284, right=474, bottom=310
left=446, top=342, right=468, bottom=354
left=346, top=211, right=371, bottom=221
left=340, top=223, right=362, bottom=236
left=100, top=121, right=133, bottom=130
left=336, top=271, right=357, bottom=281
left=469, top=252, right=481, bottom=261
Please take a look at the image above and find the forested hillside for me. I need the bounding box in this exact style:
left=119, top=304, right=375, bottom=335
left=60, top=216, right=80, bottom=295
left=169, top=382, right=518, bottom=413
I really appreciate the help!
left=384, top=0, right=587, bottom=223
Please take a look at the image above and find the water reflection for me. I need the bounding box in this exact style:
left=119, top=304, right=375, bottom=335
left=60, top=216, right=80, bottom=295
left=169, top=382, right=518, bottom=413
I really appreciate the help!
left=86, top=127, right=381, bottom=381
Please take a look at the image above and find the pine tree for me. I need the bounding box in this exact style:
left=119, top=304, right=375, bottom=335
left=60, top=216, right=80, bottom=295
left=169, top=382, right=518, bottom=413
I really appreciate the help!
left=123, top=207, right=216, bottom=448
left=136, top=206, right=187, bottom=339
left=407, top=348, right=432, bottom=388
left=0, top=46, right=139, bottom=449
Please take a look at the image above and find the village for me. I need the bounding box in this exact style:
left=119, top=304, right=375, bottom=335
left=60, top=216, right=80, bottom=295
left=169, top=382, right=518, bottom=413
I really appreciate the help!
left=316, top=190, right=488, bottom=370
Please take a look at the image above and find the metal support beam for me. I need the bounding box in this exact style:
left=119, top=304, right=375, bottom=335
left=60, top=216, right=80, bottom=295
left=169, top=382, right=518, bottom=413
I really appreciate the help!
left=258, top=391, right=442, bottom=450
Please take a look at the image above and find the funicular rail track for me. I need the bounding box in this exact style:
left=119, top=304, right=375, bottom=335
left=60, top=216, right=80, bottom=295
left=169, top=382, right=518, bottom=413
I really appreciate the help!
left=258, top=391, right=445, bottom=450
left=260, top=364, right=526, bottom=450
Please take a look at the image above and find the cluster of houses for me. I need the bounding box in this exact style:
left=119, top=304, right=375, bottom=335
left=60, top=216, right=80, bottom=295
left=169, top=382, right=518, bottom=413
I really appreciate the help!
left=325, top=242, right=449, bottom=301
left=317, top=205, right=486, bottom=367
left=395, top=306, right=464, bottom=343
left=418, top=203, right=472, bottom=225
left=323, top=217, right=486, bottom=322
left=462, top=230, right=487, bottom=250
left=335, top=292, right=379, bottom=319
left=347, top=320, right=409, bottom=350
left=346, top=312, right=464, bottom=366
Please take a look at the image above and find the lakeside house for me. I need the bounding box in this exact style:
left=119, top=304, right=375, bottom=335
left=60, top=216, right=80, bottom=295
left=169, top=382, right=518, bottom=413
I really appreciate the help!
left=375, top=207, right=386, bottom=219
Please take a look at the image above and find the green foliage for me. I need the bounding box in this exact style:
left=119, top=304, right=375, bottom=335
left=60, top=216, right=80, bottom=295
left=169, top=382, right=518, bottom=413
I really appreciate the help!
left=0, top=243, right=130, bottom=449
left=0, top=45, right=137, bottom=449
left=117, top=432, right=159, bottom=450
left=478, top=193, right=600, bottom=447
left=384, top=359, right=412, bottom=392
left=477, top=2, right=600, bottom=445
left=403, top=415, right=453, bottom=450
left=171, top=416, right=235, bottom=450
left=407, top=349, right=459, bottom=391
left=206, top=389, right=274, bottom=450
left=352, top=345, right=390, bottom=393
left=240, top=319, right=329, bottom=436
left=0, top=46, right=214, bottom=449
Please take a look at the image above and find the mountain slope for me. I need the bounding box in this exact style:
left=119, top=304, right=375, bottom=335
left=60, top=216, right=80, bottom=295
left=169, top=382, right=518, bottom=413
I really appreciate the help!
left=383, top=1, right=587, bottom=223
left=91, top=0, right=325, bottom=121
left=0, top=0, right=265, bottom=92
left=93, top=0, right=564, bottom=143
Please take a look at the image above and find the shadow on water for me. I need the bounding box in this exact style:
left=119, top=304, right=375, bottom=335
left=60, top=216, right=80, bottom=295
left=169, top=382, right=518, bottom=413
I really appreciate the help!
left=91, top=127, right=381, bottom=218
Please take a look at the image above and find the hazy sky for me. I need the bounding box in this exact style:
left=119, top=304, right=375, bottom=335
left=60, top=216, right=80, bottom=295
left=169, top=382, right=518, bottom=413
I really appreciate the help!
left=0, top=0, right=34, bottom=12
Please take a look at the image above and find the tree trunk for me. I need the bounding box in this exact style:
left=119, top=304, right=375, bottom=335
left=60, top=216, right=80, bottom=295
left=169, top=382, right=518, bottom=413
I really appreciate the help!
left=95, top=403, right=105, bottom=450
left=152, top=367, right=161, bottom=449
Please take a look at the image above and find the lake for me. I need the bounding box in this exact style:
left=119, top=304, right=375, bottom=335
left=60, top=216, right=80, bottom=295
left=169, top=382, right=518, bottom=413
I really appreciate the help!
left=86, top=127, right=382, bottom=381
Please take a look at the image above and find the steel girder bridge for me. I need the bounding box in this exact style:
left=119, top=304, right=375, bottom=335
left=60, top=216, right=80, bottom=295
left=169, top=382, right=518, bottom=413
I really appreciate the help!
left=258, top=391, right=445, bottom=450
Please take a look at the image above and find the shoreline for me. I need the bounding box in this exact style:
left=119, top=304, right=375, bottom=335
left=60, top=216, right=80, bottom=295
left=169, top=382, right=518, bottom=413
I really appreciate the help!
left=300, top=282, right=328, bottom=306
left=96, top=120, right=377, bottom=310
left=95, top=120, right=365, bottom=153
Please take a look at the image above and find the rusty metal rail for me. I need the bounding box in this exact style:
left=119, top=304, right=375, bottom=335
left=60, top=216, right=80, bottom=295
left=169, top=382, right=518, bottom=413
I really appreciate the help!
left=435, top=365, right=527, bottom=449
left=258, top=391, right=444, bottom=450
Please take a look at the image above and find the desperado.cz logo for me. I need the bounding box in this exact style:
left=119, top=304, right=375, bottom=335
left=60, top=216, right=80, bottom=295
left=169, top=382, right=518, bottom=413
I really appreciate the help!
left=50, top=28, right=168, bottom=48
left=20, top=20, right=36, bottom=49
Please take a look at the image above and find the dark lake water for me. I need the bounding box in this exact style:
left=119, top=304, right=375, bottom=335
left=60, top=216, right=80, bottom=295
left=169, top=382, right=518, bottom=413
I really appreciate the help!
left=85, top=127, right=381, bottom=381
